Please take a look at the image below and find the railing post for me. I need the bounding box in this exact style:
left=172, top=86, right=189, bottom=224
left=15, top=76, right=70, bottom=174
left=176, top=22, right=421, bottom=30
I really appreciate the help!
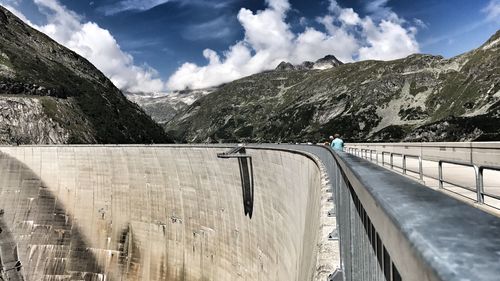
left=390, top=153, right=394, bottom=169
left=418, top=156, right=423, bottom=181
left=375, top=151, right=379, bottom=164
left=475, top=166, right=484, bottom=204
left=402, top=155, right=407, bottom=175
left=382, top=152, right=385, bottom=166
left=438, top=161, right=443, bottom=189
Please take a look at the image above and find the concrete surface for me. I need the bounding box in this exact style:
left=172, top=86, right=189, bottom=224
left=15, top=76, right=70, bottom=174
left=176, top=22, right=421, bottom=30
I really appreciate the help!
left=0, top=146, right=338, bottom=281
left=334, top=151, right=500, bottom=281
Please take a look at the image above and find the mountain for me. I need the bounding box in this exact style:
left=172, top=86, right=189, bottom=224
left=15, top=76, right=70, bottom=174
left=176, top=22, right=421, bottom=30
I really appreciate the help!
left=165, top=30, right=500, bottom=143
left=275, top=55, right=343, bottom=71
left=125, top=88, right=215, bottom=124
left=0, top=5, right=171, bottom=144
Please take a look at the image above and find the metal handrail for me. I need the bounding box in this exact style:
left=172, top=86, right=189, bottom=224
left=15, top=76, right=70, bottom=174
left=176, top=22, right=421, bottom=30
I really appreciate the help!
left=346, top=147, right=500, bottom=204
left=403, top=154, right=423, bottom=180
left=389, top=152, right=404, bottom=170
left=348, top=147, right=490, bottom=204
left=381, top=152, right=391, bottom=167
left=353, top=148, right=500, bottom=206
left=438, top=160, right=482, bottom=203
left=478, top=165, right=500, bottom=201
left=370, top=150, right=378, bottom=163
left=346, top=147, right=424, bottom=180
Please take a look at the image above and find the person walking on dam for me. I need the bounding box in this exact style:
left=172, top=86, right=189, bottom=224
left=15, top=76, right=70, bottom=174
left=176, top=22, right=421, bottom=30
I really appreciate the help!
left=330, top=134, right=344, bottom=151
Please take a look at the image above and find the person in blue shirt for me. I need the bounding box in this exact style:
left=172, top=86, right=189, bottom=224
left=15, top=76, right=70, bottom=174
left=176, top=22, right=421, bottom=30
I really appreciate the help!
left=330, top=133, right=344, bottom=151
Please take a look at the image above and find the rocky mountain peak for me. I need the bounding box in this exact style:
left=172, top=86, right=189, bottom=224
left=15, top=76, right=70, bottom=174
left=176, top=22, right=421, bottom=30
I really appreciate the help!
left=275, top=61, right=296, bottom=71
left=275, top=54, right=343, bottom=71
left=313, top=55, right=343, bottom=69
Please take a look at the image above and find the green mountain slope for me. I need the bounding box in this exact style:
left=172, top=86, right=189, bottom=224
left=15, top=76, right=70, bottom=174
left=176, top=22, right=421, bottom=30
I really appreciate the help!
left=0, top=5, right=171, bottom=144
left=165, top=30, right=500, bottom=143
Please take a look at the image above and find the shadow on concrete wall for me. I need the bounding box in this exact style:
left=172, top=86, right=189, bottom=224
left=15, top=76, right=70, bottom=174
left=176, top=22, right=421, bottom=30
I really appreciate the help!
left=0, top=152, right=117, bottom=281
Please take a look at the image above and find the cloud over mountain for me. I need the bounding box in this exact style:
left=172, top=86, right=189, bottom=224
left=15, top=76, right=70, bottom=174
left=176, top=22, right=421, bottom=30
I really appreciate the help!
left=2, top=0, right=421, bottom=92
left=1, top=0, right=165, bottom=93
left=166, top=0, right=420, bottom=90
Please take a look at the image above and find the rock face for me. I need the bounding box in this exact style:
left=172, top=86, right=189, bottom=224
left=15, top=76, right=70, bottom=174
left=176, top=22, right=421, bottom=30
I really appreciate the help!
left=165, top=30, right=500, bottom=143
left=275, top=55, right=343, bottom=71
left=0, top=97, right=90, bottom=144
left=0, top=5, right=171, bottom=144
left=313, top=55, right=343, bottom=70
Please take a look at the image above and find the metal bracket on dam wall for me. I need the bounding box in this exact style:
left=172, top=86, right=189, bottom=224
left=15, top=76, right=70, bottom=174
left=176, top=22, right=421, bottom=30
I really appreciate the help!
left=217, top=145, right=254, bottom=218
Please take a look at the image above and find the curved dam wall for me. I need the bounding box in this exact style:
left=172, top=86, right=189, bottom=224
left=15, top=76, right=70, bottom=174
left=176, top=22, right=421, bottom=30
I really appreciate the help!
left=0, top=146, right=333, bottom=281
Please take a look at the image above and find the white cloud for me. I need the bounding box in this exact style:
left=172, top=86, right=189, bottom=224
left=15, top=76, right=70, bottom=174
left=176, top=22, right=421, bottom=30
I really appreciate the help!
left=483, top=0, right=500, bottom=22
left=183, top=16, right=233, bottom=41
left=100, top=0, right=237, bottom=15
left=167, top=0, right=420, bottom=90
left=364, top=0, right=392, bottom=19
left=358, top=18, right=418, bottom=60
left=339, top=8, right=361, bottom=25
left=2, top=0, right=166, bottom=93
left=101, top=0, right=171, bottom=15
left=413, top=18, right=428, bottom=29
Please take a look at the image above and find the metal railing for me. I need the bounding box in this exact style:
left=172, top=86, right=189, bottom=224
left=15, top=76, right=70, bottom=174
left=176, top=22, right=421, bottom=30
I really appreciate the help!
left=479, top=166, right=500, bottom=202
left=438, top=160, right=481, bottom=202
left=356, top=149, right=424, bottom=182
left=330, top=150, right=389, bottom=281
left=346, top=146, right=500, bottom=208
left=403, top=155, right=423, bottom=180
left=322, top=145, right=500, bottom=281
left=438, top=160, right=500, bottom=205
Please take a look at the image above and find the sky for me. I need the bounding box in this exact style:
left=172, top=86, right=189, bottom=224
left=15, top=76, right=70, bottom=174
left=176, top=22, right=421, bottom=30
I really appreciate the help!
left=1, top=0, right=499, bottom=92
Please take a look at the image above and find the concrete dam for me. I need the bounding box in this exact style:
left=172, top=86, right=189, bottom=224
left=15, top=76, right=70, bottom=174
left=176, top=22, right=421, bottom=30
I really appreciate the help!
left=0, top=145, right=337, bottom=281
left=1, top=144, right=500, bottom=281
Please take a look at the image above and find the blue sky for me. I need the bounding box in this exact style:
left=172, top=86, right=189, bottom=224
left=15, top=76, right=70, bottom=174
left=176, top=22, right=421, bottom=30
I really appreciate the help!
left=1, top=0, right=499, bottom=92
